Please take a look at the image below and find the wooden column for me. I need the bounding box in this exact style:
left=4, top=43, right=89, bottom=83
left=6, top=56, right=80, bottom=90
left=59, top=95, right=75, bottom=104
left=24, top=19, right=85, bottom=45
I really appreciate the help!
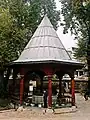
left=43, top=67, right=53, bottom=108
left=71, top=77, right=75, bottom=106
left=48, top=75, right=52, bottom=108
left=20, top=68, right=24, bottom=105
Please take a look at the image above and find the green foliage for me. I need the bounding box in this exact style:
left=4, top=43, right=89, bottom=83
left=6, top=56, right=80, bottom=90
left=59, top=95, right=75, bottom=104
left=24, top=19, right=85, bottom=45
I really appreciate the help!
left=74, top=38, right=87, bottom=61
left=60, top=0, right=90, bottom=61
left=0, top=0, right=60, bottom=70
left=0, top=0, right=60, bottom=98
left=39, top=0, right=60, bottom=30
left=0, top=7, right=13, bottom=69
left=0, top=7, right=26, bottom=69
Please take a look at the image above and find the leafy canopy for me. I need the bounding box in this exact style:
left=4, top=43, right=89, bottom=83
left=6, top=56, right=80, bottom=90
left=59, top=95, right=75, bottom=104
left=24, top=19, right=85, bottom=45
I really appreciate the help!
left=0, top=0, right=60, bottom=69
left=60, top=0, right=90, bottom=61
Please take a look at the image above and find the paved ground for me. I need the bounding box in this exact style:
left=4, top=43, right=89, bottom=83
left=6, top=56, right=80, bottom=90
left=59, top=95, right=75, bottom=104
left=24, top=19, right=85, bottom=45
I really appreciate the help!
left=0, top=93, right=90, bottom=120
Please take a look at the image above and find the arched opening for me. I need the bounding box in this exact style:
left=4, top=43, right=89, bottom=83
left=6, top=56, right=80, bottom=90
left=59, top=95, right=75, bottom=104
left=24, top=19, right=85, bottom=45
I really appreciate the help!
left=54, top=71, right=73, bottom=106
left=24, top=70, right=46, bottom=106
left=24, top=72, right=41, bottom=96
left=8, top=69, right=20, bottom=101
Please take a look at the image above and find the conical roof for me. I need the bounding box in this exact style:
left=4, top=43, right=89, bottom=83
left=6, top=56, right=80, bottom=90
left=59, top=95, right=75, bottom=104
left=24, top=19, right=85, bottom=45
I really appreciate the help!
left=14, top=15, right=81, bottom=65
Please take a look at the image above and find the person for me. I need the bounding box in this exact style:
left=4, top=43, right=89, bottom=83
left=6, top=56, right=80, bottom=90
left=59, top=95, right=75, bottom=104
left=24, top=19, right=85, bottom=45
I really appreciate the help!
left=43, top=90, right=47, bottom=109
left=84, top=89, right=90, bottom=101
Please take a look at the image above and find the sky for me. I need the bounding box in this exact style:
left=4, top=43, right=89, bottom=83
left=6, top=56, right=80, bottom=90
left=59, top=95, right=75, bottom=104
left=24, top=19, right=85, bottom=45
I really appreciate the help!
left=55, top=0, right=77, bottom=50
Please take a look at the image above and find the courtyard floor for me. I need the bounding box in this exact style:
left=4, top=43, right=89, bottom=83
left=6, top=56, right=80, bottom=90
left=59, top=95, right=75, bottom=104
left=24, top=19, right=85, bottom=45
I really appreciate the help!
left=0, top=93, right=90, bottom=120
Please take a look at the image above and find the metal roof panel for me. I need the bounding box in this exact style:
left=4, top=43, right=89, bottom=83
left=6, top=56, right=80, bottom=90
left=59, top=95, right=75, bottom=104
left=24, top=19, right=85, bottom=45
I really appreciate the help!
left=14, top=15, right=78, bottom=63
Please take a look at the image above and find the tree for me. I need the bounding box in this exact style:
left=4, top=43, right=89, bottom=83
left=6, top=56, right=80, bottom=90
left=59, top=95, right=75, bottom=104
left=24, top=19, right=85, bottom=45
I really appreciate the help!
left=0, top=0, right=60, bottom=67
left=0, top=0, right=60, bottom=97
left=74, top=37, right=87, bottom=61
left=39, top=0, right=60, bottom=30
left=0, top=7, right=13, bottom=97
left=22, top=0, right=60, bottom=30
left=60, top=0, right=90, bottom=89
left=0, top=5, right=27, bottom=97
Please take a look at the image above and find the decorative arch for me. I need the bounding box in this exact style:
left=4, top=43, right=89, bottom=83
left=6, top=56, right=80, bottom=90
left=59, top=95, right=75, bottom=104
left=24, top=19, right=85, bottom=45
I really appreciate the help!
left=54, top=70, right=75, bottom=106
left=24, top=70, right=46, bottom=94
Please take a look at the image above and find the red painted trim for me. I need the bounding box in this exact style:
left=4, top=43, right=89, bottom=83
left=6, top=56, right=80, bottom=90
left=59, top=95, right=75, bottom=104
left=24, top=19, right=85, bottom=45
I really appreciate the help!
left=71, top=79, right=75, bottom=106
left=43, top=67, right=53, bottom=108
left=48, top=76, right=52, bottom=107
left=20, top=68, right=24, bottom=105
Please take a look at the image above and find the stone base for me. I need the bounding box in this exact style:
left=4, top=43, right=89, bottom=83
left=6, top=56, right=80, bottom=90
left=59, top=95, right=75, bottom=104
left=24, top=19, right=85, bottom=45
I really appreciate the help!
left=17, top=106, right=24, bottom=111
left=42, top=108, right=54, bottom=114
left=46, top=108, right=54, bottom=113
left=54, top=106, right=77, bottom=114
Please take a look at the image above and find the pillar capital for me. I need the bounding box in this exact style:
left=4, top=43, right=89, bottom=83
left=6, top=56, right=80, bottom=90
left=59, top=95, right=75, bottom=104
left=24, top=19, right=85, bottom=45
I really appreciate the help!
left=20, top=75, right=24, bottom=79
left=20, top=68, right=24, bottom=75
left=47, top=75, right=53, bottom=79
left=43, top=67, right=54, bottom=76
